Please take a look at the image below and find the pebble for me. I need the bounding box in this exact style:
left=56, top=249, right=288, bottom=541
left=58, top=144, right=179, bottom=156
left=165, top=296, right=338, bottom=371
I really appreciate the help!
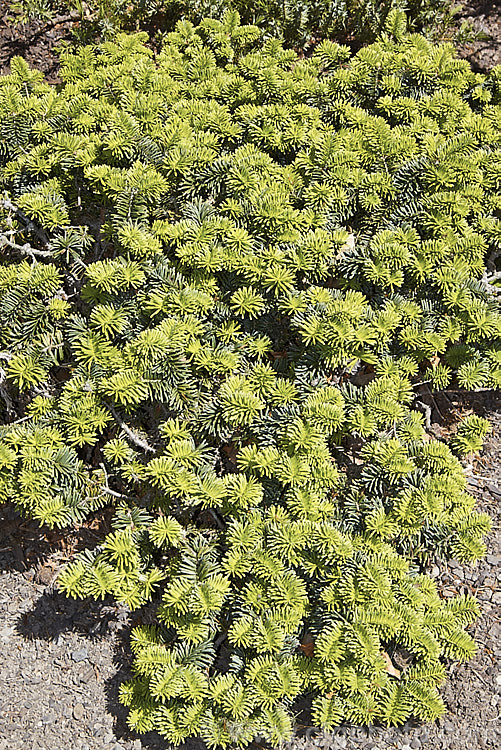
left=73, top=702, right=85, bottom=720
left=486, top=554, right=500, bottom=565
left=80, top=666, right=95, bottom=683
left=410, top=741, right=421, bottom=749
left=71, top=647, right=88, bottom=662
left=0, top=626, right=14, bottom=641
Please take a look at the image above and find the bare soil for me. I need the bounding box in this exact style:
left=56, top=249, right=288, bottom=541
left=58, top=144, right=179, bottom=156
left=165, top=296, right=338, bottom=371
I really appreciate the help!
left=457, top=0, right=501, bottom=71
left=0, top=0, right=77, bottom=82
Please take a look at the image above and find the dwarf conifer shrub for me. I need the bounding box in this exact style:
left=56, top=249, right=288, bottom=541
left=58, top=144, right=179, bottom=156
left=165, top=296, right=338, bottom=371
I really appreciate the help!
left=8, top=0, right=462, bottom=47
left=152, top=0, right=465, bottom=47
left=0, top=13, right=500, bottom=745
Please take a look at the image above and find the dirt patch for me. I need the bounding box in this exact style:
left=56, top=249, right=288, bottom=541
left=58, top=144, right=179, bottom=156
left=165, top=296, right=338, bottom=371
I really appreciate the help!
left=457, top=0, right=501, bottom=71
left=0, top=0, right=77, bottom=82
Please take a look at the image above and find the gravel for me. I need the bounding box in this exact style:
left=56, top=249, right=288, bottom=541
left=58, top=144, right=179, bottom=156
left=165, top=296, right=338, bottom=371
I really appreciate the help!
left=0, top=401, right=500, bottom=749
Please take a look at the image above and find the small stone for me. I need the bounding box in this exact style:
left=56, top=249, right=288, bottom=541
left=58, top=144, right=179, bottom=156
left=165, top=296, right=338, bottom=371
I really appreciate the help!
left=492, top=592, right=501, bottom=605
left=42, top=713, right=55, bottom=724
left=486, top=554, right=500, bottom=565
left=71, top=647, right=88, bottom=662
left=487, top=484, right=501, bottom=496
left=443, top=720, right=455, bottom=733
left=131, top=741, right=142, bottom=750
left=0, top=626, right=14, bottom=641
left=401, top=745, right=412, bottom=750
left=410, top=741, right=421, bottom=749
left=80, top=666, right=94, bottom=683
left=431, top=565, right=440, bottom=577
left=73, top=703, right=85, bottom=720
left=442, top=588, right=456, bottom=598
left=495, top=674, right=501, bottom=686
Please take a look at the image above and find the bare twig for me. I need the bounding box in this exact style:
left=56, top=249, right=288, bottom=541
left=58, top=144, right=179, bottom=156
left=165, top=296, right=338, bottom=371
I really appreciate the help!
left=486, top=270, right=501, bottom=283
left=106, top=403, right=155, bottom=453
left=481, top=268, right=501, bottom=293
left=0, top=233, right=53, bottom=259
left=1, top=195, right=51, bottom=248
left=414, top=399, right=432, bottom=429
left=97, top=462, right=131, bottom=500
left=0, top=367, right=14, bottom=415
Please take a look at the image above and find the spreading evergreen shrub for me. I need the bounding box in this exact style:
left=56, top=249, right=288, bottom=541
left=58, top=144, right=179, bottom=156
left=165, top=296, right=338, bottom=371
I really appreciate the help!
left=0, top=13, right=500, bottom=745
left=9, top=0, right=465, bottom=49
left=142, top=0, right=467, bottom=47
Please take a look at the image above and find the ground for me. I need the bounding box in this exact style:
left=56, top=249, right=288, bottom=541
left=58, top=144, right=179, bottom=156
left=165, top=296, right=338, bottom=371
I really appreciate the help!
left=457, top=0, right=501, bottom=71
left=0, top=394, right=500, bottom=750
